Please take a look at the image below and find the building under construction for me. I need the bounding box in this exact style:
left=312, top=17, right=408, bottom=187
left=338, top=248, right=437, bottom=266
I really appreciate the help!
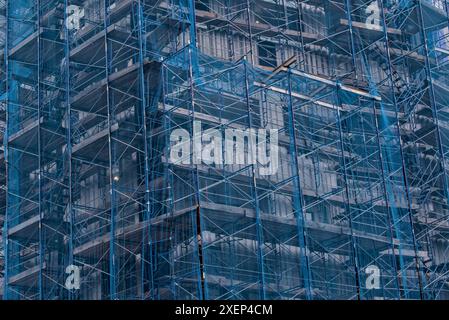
left=0, top=0, right=449, bottom=300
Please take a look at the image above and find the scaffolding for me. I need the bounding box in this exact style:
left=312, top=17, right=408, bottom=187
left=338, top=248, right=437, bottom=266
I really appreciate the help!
left=0, top=0, right=449, bottom=300
left=0, top=0, right=6, bottom=300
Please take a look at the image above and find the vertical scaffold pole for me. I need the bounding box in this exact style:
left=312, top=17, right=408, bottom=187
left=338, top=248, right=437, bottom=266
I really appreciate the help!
left=136, top=0, right=154, bottom=299
left=3, top=0, right=9, bottom=300
left=243, top=59, right=267, bottom=300
left=286, top=70, right=313, bottom=300
left=103, top=0, right=117, bottom=300
left=63, top=0, right=76, bottom=300
left=36, top=0, right=44, bottom=300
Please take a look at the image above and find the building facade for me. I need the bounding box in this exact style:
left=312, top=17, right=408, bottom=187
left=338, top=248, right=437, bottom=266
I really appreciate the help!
left=0, top=0, right=449, bottom=300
